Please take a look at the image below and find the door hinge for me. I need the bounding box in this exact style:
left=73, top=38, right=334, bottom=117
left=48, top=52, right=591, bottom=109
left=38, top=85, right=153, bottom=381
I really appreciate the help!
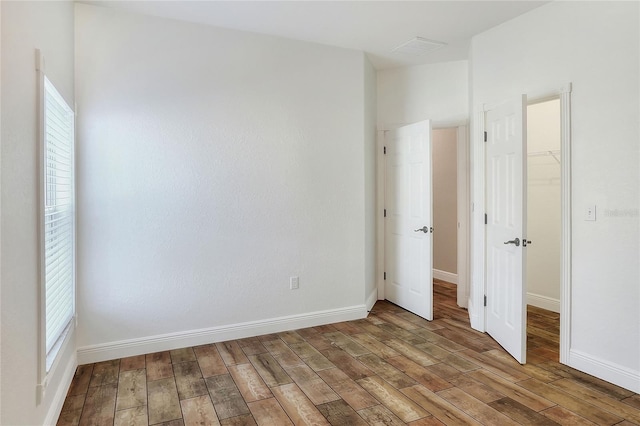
left=484, top=131, right=487, bottom=142
left=383, top=146, right=387, bottom=154
left=384, top=209, right=387, bottom=217
left=484, top=213, right=487, bottom=224
left=484, top=295, right=487, bottom=307
left=384, top=272, right=386, bottom=280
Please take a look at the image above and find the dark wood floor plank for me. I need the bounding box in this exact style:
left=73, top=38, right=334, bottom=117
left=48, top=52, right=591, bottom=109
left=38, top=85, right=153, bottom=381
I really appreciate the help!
left=350, top=333, right=400, bottom=359
left=146, top=351, right=174, bottom=382
left=436, top=387, right=519, bottom=425
left=400, top=384, right=481, bottom=425
left=538, top=361, right=635, bottom=400
left=550, top=378, right=640, bottom=423
left=180, top=395, right=220, bottom=426
left=56, top=394, right=86, bottom=426
left=357, top=405, right=406, bottom=426
left=488, top=397, right=559, bottom=425
left=228, top=363, right=273, bottom=403
left=120, top=355, right=145, bottom=372
left=321, top=347, right=375, bottom=381
left=385, top=356, right=453, bottom=392
left=248, top=353, right=293, bottom=388
left=57, top=281, right=640, bottom=426
left=466, top=370, right=555, bottom=412
left=517, top=378, right=623, bottom=425
left=271, top=383, right=331, bottom=425
left=79, top=383, right=118, bottom=426
left=194, top=344, right=228, bottom=378
left=115, top=368, right=146, bottom=411
left=219, top=414, right=258, bottom=426
left=357, top=376, right=429, bottom=423
left=237, top=337, right=269, bottom=356
left=246, top=397, right=293, bottom=426
left=317, top=399, right=369, bottom=426
left=173, top=361, right=208, bottom=400
left=540, top=405, right=598, bottom=425
left=327, top=378, right=379, bottom=411
left=67, top=364, right=94, bottom=396
left=356, top=353, right=417, bottom=389
left=113, top=405, right=148, bottom=426
left=170, top=348, right=196, bottom=364
left=89, top=360, right=120, bottom=388
left=147, top=378, right=182, bottom=425
left=216, top=341, right=250, bottom=366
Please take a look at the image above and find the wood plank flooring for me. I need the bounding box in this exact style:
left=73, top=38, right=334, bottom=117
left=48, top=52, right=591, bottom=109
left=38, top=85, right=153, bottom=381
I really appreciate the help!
left=57, top=280, right=640, bottom=425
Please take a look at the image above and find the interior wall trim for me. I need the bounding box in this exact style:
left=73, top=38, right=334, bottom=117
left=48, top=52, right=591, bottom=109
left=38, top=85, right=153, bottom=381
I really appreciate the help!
left=569, top=349, right=640, bottom=394
left=77, top=305, right=367, bottom=364
left=433, top=269, right=458, bottom=285
left=526, top=292, right=560, bottom=313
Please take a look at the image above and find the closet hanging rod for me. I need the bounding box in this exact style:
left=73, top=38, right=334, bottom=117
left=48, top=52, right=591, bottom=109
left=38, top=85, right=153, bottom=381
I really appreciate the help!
left=528, top=150, right=560, bottom=164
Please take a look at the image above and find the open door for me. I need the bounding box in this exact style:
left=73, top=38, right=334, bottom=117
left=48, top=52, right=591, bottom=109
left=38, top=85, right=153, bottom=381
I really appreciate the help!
left=385, top=120, right=433, bottom=320
left=485, top=96, right=527, bottom=363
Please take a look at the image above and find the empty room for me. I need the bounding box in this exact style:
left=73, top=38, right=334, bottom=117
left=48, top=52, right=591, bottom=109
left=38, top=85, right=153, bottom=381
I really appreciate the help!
left=1, top=1, right=638, bottom=425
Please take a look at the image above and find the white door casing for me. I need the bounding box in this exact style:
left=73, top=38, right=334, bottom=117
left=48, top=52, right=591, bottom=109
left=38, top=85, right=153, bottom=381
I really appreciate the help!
left=384, top=121, right=433, bottom=320
left=485, top=95, right=527, bottom=363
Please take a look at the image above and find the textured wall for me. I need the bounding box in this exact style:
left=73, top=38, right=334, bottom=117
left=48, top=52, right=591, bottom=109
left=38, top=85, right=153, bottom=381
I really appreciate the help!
left=432, top=128, right=458, bottom=275
left=1, top=1, right=76, bottom=424
left=526, top=100, right=561, bottom=309
left=377, top=60, right=468, bottom=127
left=470, top=1, right=639, bottom=389
left=75, top=4, right=370, bottom=350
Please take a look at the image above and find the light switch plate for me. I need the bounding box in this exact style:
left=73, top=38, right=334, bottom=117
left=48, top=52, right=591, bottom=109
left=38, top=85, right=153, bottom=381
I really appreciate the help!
left=585, top=205, right=596, bottom=221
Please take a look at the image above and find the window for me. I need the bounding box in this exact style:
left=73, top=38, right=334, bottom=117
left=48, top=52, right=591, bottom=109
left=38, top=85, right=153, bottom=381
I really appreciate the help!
left=42, top=75, right=75, bottom=367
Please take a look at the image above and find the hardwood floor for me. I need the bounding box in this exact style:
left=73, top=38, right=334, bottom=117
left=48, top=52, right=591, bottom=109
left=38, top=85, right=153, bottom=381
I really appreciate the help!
left=57, top=280, right=640, bottom=425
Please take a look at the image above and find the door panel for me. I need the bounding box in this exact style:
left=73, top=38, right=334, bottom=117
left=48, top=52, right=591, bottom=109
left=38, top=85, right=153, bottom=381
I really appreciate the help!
left=385, top=121, right=433, bottom=320
left=485, top=96, right=527, bottom=363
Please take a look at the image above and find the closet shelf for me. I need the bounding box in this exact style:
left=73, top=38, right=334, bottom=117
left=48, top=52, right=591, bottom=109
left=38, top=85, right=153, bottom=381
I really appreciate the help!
left=528, top=149, right=560, bottom=164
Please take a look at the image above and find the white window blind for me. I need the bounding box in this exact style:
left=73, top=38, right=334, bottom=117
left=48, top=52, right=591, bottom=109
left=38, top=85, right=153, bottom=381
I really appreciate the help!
left=43, top=76, right=75, bottom=357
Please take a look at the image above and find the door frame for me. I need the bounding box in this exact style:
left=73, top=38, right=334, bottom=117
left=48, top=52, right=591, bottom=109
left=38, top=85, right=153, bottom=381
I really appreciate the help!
left=377, top=121, right=470, bottom=308
left=470, top=83, right=572, bottom=364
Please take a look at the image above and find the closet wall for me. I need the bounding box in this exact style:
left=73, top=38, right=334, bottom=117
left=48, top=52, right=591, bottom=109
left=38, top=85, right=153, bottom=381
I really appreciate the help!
left=432, top=128, right=458, bottom=281
left=526, top=99, right=561, bottom=312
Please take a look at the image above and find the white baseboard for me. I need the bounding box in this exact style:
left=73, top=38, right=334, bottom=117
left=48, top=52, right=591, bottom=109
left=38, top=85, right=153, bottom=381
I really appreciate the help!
left=527, top=292, right=560, bottom=313
left=43, top=352, right=77, bottom=426
left=77, top=304, right=367, bottom=364
left=433, top=269, right=458, bottom=284
left=366, top=288, right=378, bottom=312
left=569, top=349, right=640, bottom=394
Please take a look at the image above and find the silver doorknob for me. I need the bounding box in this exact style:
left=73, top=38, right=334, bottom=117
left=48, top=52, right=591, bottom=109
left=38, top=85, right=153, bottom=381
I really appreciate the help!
left=504, top=238, right=520, bottom=247
left=414, top=226, right=429, bottom=233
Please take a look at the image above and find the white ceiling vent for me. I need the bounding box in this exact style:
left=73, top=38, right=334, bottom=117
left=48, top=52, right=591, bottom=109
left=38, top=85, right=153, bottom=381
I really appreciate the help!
left=392, top=37, right=447, bottom=56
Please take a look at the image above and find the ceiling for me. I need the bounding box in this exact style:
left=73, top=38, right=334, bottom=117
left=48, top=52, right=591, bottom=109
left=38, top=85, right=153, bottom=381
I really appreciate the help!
left=83, top=1, right=547, bottom=69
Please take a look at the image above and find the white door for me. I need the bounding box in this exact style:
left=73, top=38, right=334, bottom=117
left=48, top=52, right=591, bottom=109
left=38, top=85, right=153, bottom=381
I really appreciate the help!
left=485, top=95, right=527, bottom=363
left=385, top=121, right=433, bottom=320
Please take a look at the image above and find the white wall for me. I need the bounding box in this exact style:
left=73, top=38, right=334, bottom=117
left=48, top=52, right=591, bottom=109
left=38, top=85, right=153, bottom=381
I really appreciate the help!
left=377, top=61, right=468, bottom=299
left=432, top=128, right=458, bottom=276
left=527, top=100, right=561, bottom=312
left=470, top=1, right=639, bottom=392
left=377, top=60, right=469, bottom=128
left=75, top=4, right=372, bottom=360
left=364, top=57, right=377, bottom=309
left=1, top=1, right=77, bottom=424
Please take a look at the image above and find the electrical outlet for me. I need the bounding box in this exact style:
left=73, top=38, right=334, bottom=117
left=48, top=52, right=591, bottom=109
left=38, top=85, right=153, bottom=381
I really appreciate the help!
left=585, top=205, right=596, bottom=221
left=290, top=276, right=299, bottom=290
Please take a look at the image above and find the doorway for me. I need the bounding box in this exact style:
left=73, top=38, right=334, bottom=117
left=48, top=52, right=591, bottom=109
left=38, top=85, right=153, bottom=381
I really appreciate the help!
left=432, top=126, right=470, bottom=314
left=472, top=84, right=572, bottom=365
left=526, top=98, right=562, bottom=360
left=378, top=123, right=470, bottom=319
